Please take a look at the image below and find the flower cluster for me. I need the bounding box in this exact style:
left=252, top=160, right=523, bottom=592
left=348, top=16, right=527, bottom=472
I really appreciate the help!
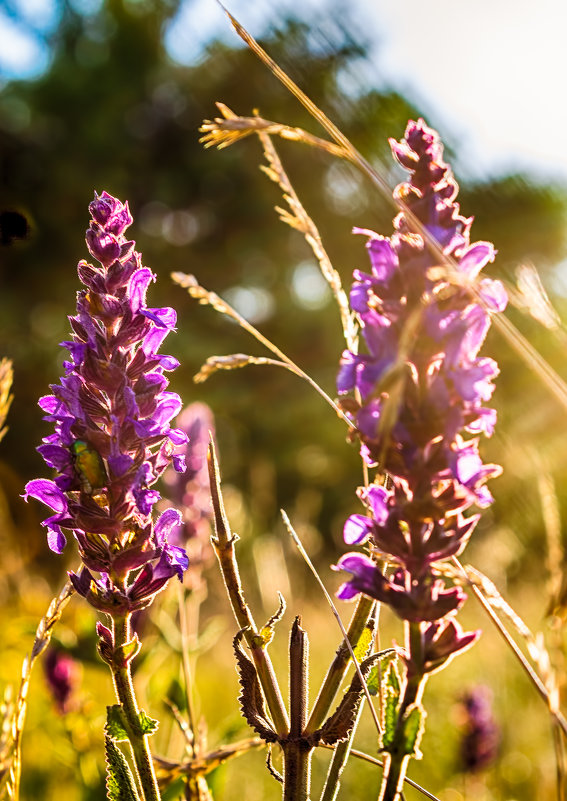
left=335, top=120, right=507, bottom=664
left=24, top=191, right=188, bottom=614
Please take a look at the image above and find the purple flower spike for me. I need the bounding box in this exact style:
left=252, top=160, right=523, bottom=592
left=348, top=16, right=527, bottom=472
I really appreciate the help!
left=335, top=120, right=506, bottom=667
left=24, top=192, right=188, bottom=615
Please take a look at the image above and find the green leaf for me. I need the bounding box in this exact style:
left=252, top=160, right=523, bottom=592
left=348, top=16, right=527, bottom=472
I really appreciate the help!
left=105, top=737, right=140, bottom=801
left=120, top=635, right=142, bottom=663
left=366, top=649, right=396, bottom=695
left=381, top=662, right=402, bottom=751
left=401, top=704, right=426, bottom=759
left=366, top=665, right=380, bottom=696
left=106, top=705, right=129, bottom=742
left=137, top=709, right=159, bottom=736
left=385, top=660, right=401, bottom=695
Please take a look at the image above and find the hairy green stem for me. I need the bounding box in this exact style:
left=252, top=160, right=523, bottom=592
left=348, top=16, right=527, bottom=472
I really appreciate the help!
left=111, top=614, right=161, bottom=801
left=378, top=622, right=427, bottom=801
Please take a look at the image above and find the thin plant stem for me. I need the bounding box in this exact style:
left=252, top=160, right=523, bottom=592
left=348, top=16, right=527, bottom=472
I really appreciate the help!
left=257, top=130, right=357, bottom=353
left=306, top=594, right=375, bottom=733
left=281, top=510, right=382, bottom=737
left=5, top=578, right=74, bottom=801
left=320, top=745, right=441, bottom=801
left=283, top=617, right=311, bottom=801
left=177, top=582, right=197, bottom=759
left=454, top=557, right=567, bottom=738
left=208, top=439, right=290, bottom=736
left=219, top=4, right=567, bottom=420
left=172, top=272, right=354, bottom=430
left=110, top=614, right=161, bottom=801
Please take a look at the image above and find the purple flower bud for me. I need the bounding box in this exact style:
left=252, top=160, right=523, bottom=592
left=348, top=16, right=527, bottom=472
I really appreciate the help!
left=44, top=647, right=80, bottom=714
left=24, top=192, right=188, bottom=614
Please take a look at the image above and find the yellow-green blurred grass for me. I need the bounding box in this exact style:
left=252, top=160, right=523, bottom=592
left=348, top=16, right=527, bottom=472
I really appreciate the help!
left=0, top=503, right=564, bottom=801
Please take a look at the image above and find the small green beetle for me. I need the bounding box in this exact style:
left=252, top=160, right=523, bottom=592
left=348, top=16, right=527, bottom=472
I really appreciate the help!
left=70, top=439, right=108, bottom=494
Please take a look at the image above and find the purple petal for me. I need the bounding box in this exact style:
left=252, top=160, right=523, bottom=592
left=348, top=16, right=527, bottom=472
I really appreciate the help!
left=37, top=444, right=72, bottom=471
left=366, top=485, right=390, bottom=525
left=458, top=241, right=495, bottom=279
left=479, top=277, right=508, bottom=312
left=154, top=508, right=183, bottom=545
left=23, top=479, right=69, bottom=513
left=141, top=306, right=176, bottom=330
left=168, top=428, right=189, bottom=445
left=47, top=525, right=67, bottom=554
left=129, top=268, right=155, bottom=312
left=172, top=454, right=187, bottom=473
left=343, top=514, right=373, bottom=545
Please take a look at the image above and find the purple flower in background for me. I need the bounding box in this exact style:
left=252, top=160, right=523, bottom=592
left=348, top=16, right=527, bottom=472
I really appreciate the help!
left=24, top=191, right=188, bottom=613
left=335, top=120, right=507, bottom=666
left=457, top=686, right=500, bottom=772
left=44, top=647, right=80, bottom=714
left=160, top=402, right=215, bottom=590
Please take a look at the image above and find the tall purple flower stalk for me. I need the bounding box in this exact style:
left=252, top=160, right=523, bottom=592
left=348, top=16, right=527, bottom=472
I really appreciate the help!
left=24, top=191, right=189, bottom=614
left=333, top=120, right=507, bottom=799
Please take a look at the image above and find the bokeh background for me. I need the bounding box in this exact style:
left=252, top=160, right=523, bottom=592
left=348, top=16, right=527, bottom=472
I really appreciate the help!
left=2, top=1, right=567, bottom=799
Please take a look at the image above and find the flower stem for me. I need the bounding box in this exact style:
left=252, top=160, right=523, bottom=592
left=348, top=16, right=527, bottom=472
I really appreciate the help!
left=378, top=622, right=427, bottom=801
left=111, top=614, right=161, bottom=801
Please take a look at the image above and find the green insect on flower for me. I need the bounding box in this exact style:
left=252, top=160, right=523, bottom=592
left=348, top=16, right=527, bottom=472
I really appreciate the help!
left=70, top=439, right=108, bottom=494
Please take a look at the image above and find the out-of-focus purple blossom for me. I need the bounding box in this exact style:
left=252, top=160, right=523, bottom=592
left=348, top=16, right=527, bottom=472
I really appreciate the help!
left=335, top=120, right=506, bottom=666
left=24, top=191, right=188, bottom=614
left=44, top=647, right=80, bottom=714
left=457, top=686, right=500, bottom=772
left=160, top=402, right=215, bottom=590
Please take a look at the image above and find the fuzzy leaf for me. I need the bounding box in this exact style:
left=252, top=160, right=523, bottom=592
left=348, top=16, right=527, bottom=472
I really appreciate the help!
left=400, top=704, right=426, bottom=759
left=138, top=709, right=159, bottom=736
left=312, top=652, right=379, bottom=747
left=106, top=705, right=129, bottom=742
left=362, top=648, right=396, bottom=695
left=386, top=659, right=401, bottom=695
left=105, top=737, right=140, bottom=801
left=366, top=665, right=380, bottom=696
left=257, top=592, right=286, bottom=647
left=233, top=630, right=278, bottom=742
left=381, top=662, right=402, bottom=751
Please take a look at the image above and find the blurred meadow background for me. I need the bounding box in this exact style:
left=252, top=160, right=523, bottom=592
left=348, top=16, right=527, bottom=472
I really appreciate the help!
left=2, top=1, right=567, bottom=799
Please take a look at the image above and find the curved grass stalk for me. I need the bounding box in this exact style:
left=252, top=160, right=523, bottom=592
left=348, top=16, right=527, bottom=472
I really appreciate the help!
left=454, top=558, right=567, bottom=738
left=3, top=578, right=74, bottom=801
left=217, top=5, right=567, bottom=417
left=172, top=272, right=354, bottom=430
left=319, top=745, right=441, bottom=801
left=257, top=130, right=358, bottom=353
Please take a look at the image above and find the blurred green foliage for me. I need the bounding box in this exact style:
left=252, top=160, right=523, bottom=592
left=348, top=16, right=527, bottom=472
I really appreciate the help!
left=2, top=2, right=567, bottom=800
